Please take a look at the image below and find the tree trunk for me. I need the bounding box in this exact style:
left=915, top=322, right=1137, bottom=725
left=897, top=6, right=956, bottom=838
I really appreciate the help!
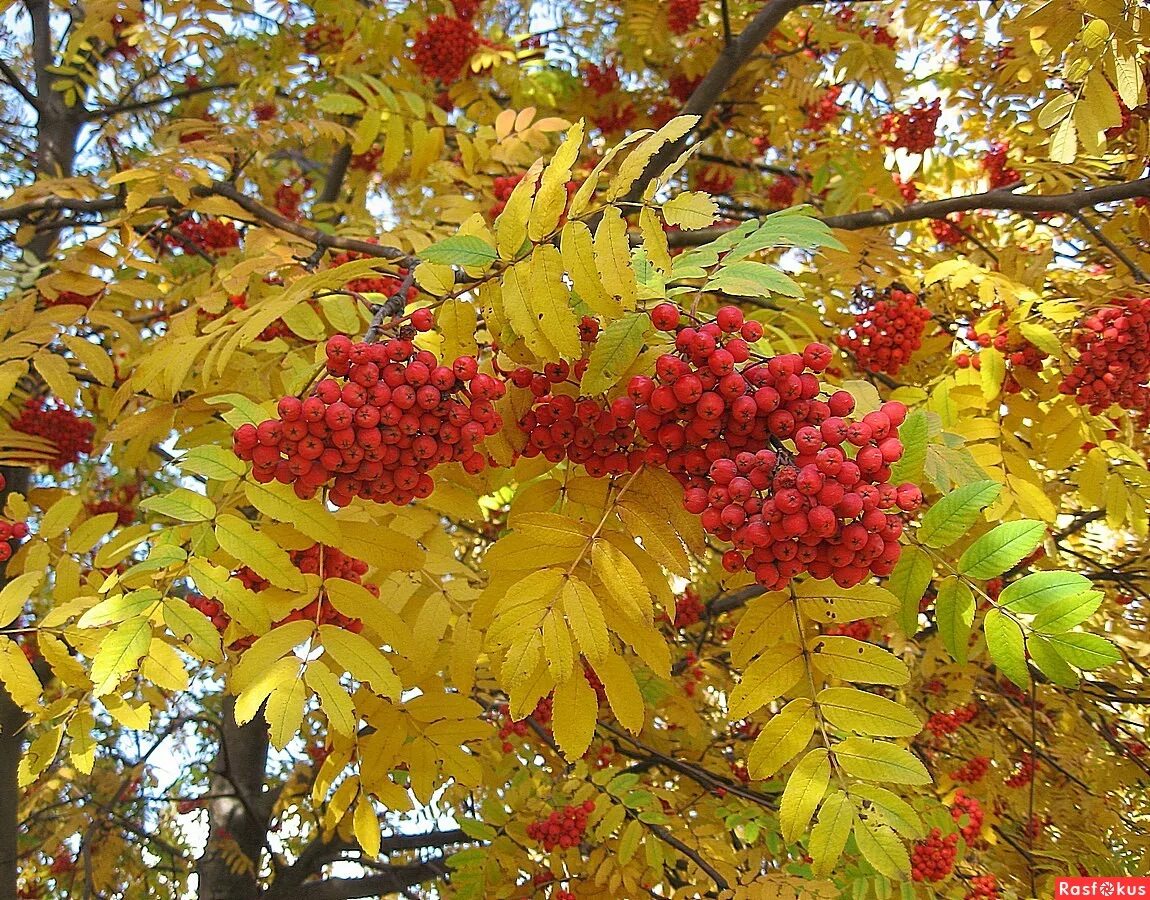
left=196, top=697, right=270, bottom=900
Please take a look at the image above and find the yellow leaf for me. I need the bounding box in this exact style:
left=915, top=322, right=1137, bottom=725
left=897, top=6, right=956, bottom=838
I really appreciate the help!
left=528, top=119, right=584, bottom=240
left=854, top=820, right=910, bottom=879
left=91, top=617, right=152, bottom=696
left=19, top=723, right=63, bottom=787
left=215, top=513, right=307, bottom=592
left=662, top=192, right=718, bottom=230
left=528, top=245, right=581, bottom=359
left=496, top=159, right=541, bottom=259
left=561, top=221, right=621, bottom=320
left=608, top=116, right=697, bottom=199
left=319, top=624, right=401, bottom=699
left=552, top=668, right=597, bottom=758
left=562, top=576, right=609, bottom=662
left=728, top=642, right=805, bottom=719
left=809, top=636, right=909, bottom=685
left=0, top=637, right=41, bottom=709
left=542, top=610, right=574, bottom=682
left=639, top=207, right=673, bottom=273
left=780, top=749, right=830, bottom=843
left=61, top=334, right=116, bottom=385
left=163, top=597, right=224, bottom=663
left=594, top=208, right=638, bottom=311
left=33, top=351, right=81, bottom=404
left=502, top=256, right=562, bottom=363
left=795, top=580, right=899, bottom=624
left=817, top=688, right=921, bottom=737
left=354, top=798, right=382, bottom=858
left=65, top=512, right=120, bottom=553
left=188, top=558, right=271, bottom=634
left=67, top=707, right=97, bottom=774
left=591, top=652, right=644, bottom=734
left=265, top=674, right=308, bottom=749
left=243, top=481, right=341, bottom=545
left=833, top=737, right=932, bottom=785
left=235, top=656, right=299, bottom=726
left=140, top=638, right=189, bottom=692
left=0, top=572, right=42, bottom=627
left=437, top=298, right=478, bottom=362
left=139, top=488, right=216, bottom=523
left=809, top=791, right=856, bottom=877
left=231, top=619, right=313, bottom=694
left=747, top=698, right=816, bottom=779
left=592, top=540, right=651, bottom=623
left=306, top=661, right=358, bottom=736
left=39, top=493, right=83, bottom=540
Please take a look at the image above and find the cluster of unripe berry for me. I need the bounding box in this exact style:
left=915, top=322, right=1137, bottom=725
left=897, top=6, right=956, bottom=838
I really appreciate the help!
left=1058, top=297, right=1150, bottom=418
left=950, top=754, right=990, bottom=784
left=667, top=0, right=702, bottom=34
left=12, top=398, right=94, bottom=470
left=526, top=800, right=595, bottom=850
left=981, top=141, right=1019, bottom=189
left=412, top=16, right=480, bottom=84
left=804, top=85, right=843, bottom=131
left=233, top=324, right=504, bottom=507
left=0, top=518, right=30, bottom=563
left=836, top=287, right=932, bottom=375
left=881, top=98, right=942, bottom=153
left=581, top=63, right=619, bottom=98
left=950, top=789, right=983, bottom=843
left=170, top=217, right=240, bottom=255
left=910, top=827, right=958, bottom=882
left=925, top=702, right=979, bottom=739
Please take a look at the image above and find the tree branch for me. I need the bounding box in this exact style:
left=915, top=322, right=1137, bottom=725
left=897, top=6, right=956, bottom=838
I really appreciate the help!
left=0, top=57, right=38, bottom=110
left=667, top=177, right=1150, bottom=244
left=84, top=81, right=238, bottom=120
left=1073, top=211, right=1150, bottom=283
left=283, top=859, right=448, bottom=900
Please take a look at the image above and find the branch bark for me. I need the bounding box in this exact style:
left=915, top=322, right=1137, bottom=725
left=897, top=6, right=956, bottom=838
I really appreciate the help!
left=0, top=57, right=38, bottom=110
left=280, top=859, right=448, bottom=900
left=84, top=81, right=239, bottom=120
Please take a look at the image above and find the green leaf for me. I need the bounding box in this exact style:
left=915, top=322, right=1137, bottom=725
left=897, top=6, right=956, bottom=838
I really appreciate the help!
left=958, top=520, right=1045, bottom=579
left=317, top=92, right=365, bottom=114
left=850, top=784, right=925, bottom=839
left=1031, top=591, right=1103, bottom=633
left=889, top=410, right=929, bottom=485
left=854, top=820, right=910, bottom=879
left=817, top=688, right=921, bottom=738
left=833, top=737, right=931, bottom=785
left=998, top=571, right=1093, bottom=616
left=419, top=235, right=498, bottom=268
left=887, top=546, right=933, bottom=637
left=139, top=488, right=216, bottom=522
left=1027, top=635, right=1080, bottom=687
left=707, top=261, right=804, bottom=299
left=917, top=480, right=1001, bottom=548
left=747, top=698, right=816, bottom=779
left=935, top=577, right=975, bottom=665
left=809, top=791, right=856, bottom=877
left=984, top=609, right=1029, bottom=688
left=579, top=314, right=650, bottom=396
left=1044, top=632, right=1121, bottom=671
left=779, top=749, right=830, bottom=843
left=180, top=445, right=247, bottom=480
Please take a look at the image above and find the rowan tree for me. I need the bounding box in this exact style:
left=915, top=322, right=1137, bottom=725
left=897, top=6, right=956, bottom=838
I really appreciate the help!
left=0, top=1, right=1147, bottom=898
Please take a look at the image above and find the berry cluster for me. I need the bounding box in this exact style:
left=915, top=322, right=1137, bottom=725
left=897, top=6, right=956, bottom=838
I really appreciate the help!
left=965, top=875, right=1000, bottom=900
left=592, top=103, right=635, bottom=135
left=412, top=16, right=479, bottom=84
left=350, top=146, right=383, bottom=172
left=910, top=827, right=958, bottom=882
left=650, top=100, right=679, bottom=128
left=925, top=702, right=979, bottom=739
left=13, top=398, right=95, bottom=470
left=302, top=22, right=344, bottom=54
left=767, top=175, right=800, bottom=207
left=1059, top=297, right=1150, bottom=417
left=86, top=483, right=140, bottom=526
left=186, top=592, right=232, bottom=637
left=494, top=703, right=530, bottom=752
left=526, top=800, right=595, bottom=850
left=868, top=25, right=897, bottom=48
left=824, top=619, right=874, bottom=640
left=253, top=102, right=277, bottom=122
left=330, top=250, right=419, bottom=299
left=1004, top=751, right=1035, bottom=788
left=489, top=173, right=524, bottom=218
left=0, top=518, right=29, bottom=563
left=42, top=290, right=100, bottom=308
left=681, top=650, right=705, bottom=696
left=582, top=63, right=619, bottom=97
left=881, top=98, right=942, bottom=153
left=950, top=755, right=990, bottom=784
left=667, top=0, right=701, bottom=34
left=1106, top=96, right=1133, bottom=140
left=274, top=182, right=303, bottom=220
left=804, top=86, right=843, bottom=131
left=669, top=74, right=702, bottom=103
left=894, top=175, right=918, bottom=204
left=836, top=287, right=932, bottom=375
left=233, top=330, right=502, bottom=506
left=930, top=214, right=966, bottom=246
left=949, top=789, right=984, bottom=843
left=451, top=0, right=482, bottom=19
left=172, top=217, right=241, bottom=254
left=981, top=141, right=1019, bottom=189
left=673, top=587, right=704, bottom=629
left=692, top=166, right=737, bottom=196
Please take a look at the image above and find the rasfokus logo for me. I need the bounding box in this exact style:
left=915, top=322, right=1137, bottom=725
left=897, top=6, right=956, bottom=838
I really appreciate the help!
left=1055, top=879, right=1150, bottom=897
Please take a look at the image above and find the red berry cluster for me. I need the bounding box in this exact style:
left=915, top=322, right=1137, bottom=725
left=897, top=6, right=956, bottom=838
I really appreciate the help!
left=253, top=102, right=277, bottom=122
left=1059, top=297, right=1150, bottom=417
left=925, top=702, right=979, bottom=739
left=489, top=173, right=524, bottom=218
left=1004, top=751, right=1035, bottom=788
left=949, top=789, right=984, bottom=843
left=673, top=587, right=704, bottom=629
left=330, top=250, right=420, bottom=300
left=302, top=22, right=344, bottom=54
left=350, top=146, right=383, bottom=172
left=172, top=217, right=241, bottom=254
left=582, top=63, right=619, bottom=98
left=910, top=828, right=958, bottom=882
left=868, top=25, right=897, bottom=48
left=681, top=650, right=705, bottom=696
left=667, top=0, right=701, bottom=34
left=930, top=214, right=966, bottom=246
left=233, top=329, right=502, bottom=506
left=494, top=703, right=529, bottom=752
left=592, top=103, right=635, bottom=135
left=692, top=166, right=737, bottom=196
left=836, top=287, right=932, bottom=375
left=824, top=619, right=874, bottom=640
left=950, top=755, right=990, bottom=784
left=86, top=483, right=140, bottom=526
left=767, top=175, right=800, bottom=207
left=804, top=85, right=843, bottom=131
left=894, top=175, right=918, bottom=203
left=526, top=800, right=595, bottom=850
left=274, top=182, right=303, bottom=220
left=556, top=890, right=576, bottom=900
left=669, top=74, right=703, bottom=103
left=881, top=98, right=942, bottom=153
left=1106, top=95, right=1133, bottom=140
left=451, top=0, right=481, bottom=19
left=588, top=743, right=614, bottom=769
left=186, top=592, right=232, bottom=637
left=965, top=875, right=1000, bottom=900
left=981, top=141, right=1019, bottom=189
left=42, top=290, right=101, bottom=308
left=0, top=518, right=29, bottom=563
left=13, top=398, right=95, bottom=470
left=412, top=16, right=479, bottom=84
left=650, top=100, right=678, bottom=127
